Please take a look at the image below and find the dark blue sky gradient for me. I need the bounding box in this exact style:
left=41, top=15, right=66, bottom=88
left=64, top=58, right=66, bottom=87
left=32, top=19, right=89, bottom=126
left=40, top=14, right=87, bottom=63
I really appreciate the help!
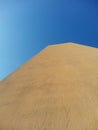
left=0, top=0, right=98, bottom=79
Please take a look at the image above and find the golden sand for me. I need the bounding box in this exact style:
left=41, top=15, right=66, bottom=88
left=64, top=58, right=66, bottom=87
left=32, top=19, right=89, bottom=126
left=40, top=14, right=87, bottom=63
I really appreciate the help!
left=0, top=43, right=98, bottom=130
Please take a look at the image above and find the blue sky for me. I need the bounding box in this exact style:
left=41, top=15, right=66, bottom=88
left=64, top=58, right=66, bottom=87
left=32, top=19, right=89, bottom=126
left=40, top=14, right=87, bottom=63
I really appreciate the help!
left=0, top=0, right=98, bottom=80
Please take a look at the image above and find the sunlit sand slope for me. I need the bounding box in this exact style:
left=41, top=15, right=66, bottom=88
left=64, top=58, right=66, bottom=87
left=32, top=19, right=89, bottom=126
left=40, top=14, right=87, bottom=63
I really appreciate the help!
left=0, top=43, right=98, bottom=130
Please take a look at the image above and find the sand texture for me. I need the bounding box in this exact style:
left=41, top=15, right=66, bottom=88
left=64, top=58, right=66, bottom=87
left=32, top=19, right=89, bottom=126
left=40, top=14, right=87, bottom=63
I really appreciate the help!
left=0, top=43, right=98, bottom=130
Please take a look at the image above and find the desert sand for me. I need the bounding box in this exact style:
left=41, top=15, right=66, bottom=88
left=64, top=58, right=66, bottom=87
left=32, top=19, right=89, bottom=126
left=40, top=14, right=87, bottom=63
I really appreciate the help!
left=0, top=42, right=98, bottom=130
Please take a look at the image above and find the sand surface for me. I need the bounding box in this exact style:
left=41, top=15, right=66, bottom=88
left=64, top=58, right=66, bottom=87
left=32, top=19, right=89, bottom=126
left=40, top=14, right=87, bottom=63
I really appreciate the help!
left=0, top=43, right=98, bottom=130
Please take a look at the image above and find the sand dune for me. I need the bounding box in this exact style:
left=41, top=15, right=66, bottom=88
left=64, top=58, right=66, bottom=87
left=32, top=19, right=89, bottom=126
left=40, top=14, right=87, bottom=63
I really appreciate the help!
left=0, top=42, right=98, bottom=130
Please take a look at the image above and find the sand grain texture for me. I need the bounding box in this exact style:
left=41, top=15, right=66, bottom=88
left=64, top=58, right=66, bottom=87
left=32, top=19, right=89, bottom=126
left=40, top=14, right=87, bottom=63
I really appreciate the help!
left=0, top=43, right=98, bottom=130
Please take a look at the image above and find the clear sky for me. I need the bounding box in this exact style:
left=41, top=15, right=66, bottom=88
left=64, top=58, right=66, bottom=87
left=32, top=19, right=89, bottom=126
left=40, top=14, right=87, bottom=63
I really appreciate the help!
left=0, top=0, right=98, bottom=80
